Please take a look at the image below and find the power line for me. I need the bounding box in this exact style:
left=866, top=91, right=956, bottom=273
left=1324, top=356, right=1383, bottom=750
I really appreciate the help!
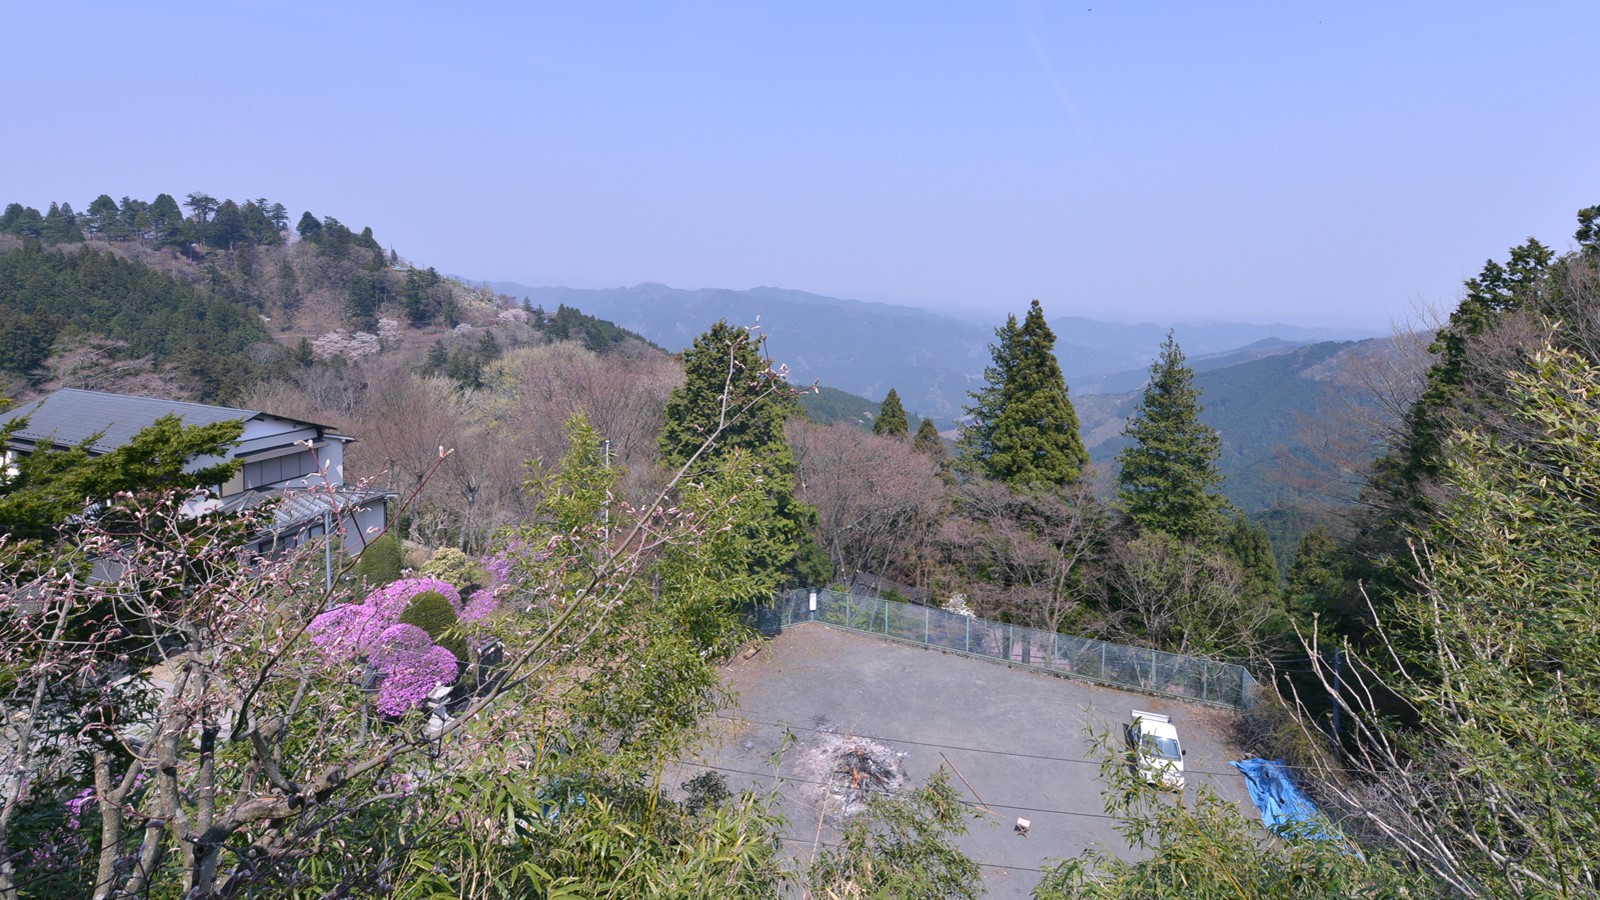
left=711, top=712, right=1258, bottom=778
left=673, top=757, right=1121, bottom=823
left=710, top=711, right=1365, bottom=777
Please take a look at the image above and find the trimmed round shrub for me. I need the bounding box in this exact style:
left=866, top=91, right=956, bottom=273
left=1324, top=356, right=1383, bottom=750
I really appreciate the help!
left=399, top=591, right=468, bottom=665
left=351, top=532, right=404, bottom=586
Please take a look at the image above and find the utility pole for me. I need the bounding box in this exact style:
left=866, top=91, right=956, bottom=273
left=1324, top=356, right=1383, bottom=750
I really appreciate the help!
left=323, top=507, right=334, bottom=592
left=602, top=439, right=611, bottom=541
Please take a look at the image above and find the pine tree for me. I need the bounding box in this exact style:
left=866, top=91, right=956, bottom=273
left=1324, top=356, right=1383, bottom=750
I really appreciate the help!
left=912, top=417, right=945, bottom=461
left=660, top=321, right=830, bottom=585
left=957, top=299, right=1088, bottom=488
left=872, top=388, right=910, bottom=437
left=296, top=211, right=323, bottom=243
left=660, top=321, right=794, bottom=472
left=1224, top=515, right=1278, bottom=593
left=1116, top=332, right=1229, bottom=541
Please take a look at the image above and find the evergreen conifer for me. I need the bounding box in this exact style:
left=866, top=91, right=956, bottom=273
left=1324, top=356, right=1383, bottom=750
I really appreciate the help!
left=1116, top=332, right=1229, bottom=540
left=958, top=300, right=1088, bottom=488
left=912, top=417, right=945, bottom=461
left=872, top=388, right=910, bottom=437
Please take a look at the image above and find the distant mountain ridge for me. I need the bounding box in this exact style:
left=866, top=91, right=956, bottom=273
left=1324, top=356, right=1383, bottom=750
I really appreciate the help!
left=1075, top=336, right=1416, bottom=512
left=487, top=280, right=1378, bottom=422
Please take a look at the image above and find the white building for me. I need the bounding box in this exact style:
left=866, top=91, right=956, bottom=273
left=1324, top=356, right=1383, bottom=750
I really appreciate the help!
left=0, top=388, right=391, bottom=554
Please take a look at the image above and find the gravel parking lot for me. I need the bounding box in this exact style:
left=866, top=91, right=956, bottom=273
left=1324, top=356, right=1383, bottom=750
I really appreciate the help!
left=680, top=623, right=1257, bottom=898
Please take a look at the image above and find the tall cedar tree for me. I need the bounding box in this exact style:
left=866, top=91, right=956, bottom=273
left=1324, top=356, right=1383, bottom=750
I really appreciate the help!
left=1116, top=332, right=1229, bottom=541
left=872, top=388, right=910, bottom=437
left=912, top=417, right=946, bottom=461
left=659, top=321, right=829, bottom=584
left=958, top=300, right=1088, bottom=487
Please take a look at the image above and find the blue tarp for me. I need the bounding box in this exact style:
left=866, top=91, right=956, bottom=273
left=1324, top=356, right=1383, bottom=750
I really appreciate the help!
left=1230, top=757, right=1333, bottom=840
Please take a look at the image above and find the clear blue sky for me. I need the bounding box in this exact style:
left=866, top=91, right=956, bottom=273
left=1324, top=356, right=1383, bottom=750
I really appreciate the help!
left=6, top=1, right=1597, bottom=329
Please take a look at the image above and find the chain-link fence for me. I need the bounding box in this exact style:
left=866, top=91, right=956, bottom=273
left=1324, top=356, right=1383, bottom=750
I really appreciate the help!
left=755, top=588, right=1255, bottom=709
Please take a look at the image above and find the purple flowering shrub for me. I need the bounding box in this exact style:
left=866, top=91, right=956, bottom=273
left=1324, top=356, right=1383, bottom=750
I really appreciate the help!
left=365, top=577, right=462, bottom=622
left=308, top=578, right=471, bottom=714
left=480, top=551, right=514, bottom=588
left=374, top=645, right=460, bottom=716
left=307, top=603, right=385, bottom=663
left=461, top=588, right=499, bottom=624
left=367, top=623, right=436, bottom=670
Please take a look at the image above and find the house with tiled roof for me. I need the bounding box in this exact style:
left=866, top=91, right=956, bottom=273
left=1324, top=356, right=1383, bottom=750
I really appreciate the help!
left=0, top=388, right=391, bottom=554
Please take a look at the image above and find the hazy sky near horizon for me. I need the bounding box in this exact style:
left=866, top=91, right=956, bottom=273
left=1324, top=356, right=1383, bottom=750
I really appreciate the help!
left=6, top=2, right=1597, bottom=329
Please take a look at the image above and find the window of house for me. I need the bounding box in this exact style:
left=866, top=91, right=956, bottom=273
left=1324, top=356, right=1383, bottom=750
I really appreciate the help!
left=242, top=449, right=316, bottom=490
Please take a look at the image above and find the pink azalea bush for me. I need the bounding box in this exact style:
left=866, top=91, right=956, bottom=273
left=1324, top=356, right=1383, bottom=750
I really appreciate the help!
left=307, top=604, right=385, bottom=663
left=365, top=577, right=462, bottom=622
left=460, top=588, right=498, bottom=624
left=374, top=645, right=460, bottom=716
left=308, top=578, right=472, bottom=715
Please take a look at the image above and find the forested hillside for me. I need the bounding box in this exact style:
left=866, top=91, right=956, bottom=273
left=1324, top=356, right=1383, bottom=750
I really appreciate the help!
left=0, top=193, right=654, bottom=405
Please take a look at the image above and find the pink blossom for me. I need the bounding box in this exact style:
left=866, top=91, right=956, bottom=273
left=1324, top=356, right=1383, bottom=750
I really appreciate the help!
left=480, top=552, right=514, bottom=587
left=364, top=577, right=462, bottom=622
left=308, top=604, right=385, bottom=663
left=374, top=645, right=459, bottom=716
left=367, top=623, right=435, bottom=670
left=460, top=588, right=499, bottom=624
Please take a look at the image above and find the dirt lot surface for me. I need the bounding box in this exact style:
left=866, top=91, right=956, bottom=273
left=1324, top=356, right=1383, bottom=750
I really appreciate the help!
left=681, top=623, right=1258, bottom=899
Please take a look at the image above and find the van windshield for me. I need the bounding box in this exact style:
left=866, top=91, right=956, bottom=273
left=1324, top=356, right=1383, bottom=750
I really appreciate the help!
left=1141, top=734, right=1182, bottom=760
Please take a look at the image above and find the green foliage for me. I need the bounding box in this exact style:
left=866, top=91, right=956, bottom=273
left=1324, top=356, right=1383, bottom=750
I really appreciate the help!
left=1116, top=332, right=1230, bottom=542
left=1224, top=515, right=1279, bottom=593
left=913, top=416, right=947, bottom=462
left=384, top=765, right=785, bottom=899
left=659, top=320, right=822, bottom=584
left=350, top=530, right=404, bottom=586
left=0, top=413, right=244, bottom=543
left=873, top=387, right=910, bottom=437
left=539, top=303, right=650, bottom=353
left=796, top=384, right=879, bottom=427
left=1388, top=237, right=1553, bottom=493
left=399, top=590, right=468, bottom=663
left=959, top=299, right=1088, bottom=488
left=806, top=769, right=983, bottom=900
left=1360, top=344, right=1600, bottom=894
left=1284, top=525, right=1341, bottom=623
left=0, top=241, right=268, bottom=395
left=421, top=546, right=490, bottom=590
left=1033, top=733, right=1426, bottom=898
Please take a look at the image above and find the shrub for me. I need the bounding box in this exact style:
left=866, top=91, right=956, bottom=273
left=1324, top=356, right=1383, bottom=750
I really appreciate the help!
left=399, top=591, right=468, bottom=664
left=350, top=531, right=403, bottom=586
left=420, top=546, right=489, bottom=590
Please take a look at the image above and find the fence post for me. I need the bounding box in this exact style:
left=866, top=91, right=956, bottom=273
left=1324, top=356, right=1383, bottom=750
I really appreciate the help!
left=846, top=592, right=853, bottom=630
left=924, top=605, right=930, bottom=645
left=965, top=616, right=970, bottom=654
left=1100, top=642, right=1107, bottom=680
left=1052, top=633, right=1058, bottom=669
left=1150, top=648, right=1158, bottom=689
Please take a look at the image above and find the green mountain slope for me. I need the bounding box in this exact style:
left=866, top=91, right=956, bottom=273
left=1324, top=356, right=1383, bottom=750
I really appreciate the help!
left=1080, top=338, right=1408, bottom=513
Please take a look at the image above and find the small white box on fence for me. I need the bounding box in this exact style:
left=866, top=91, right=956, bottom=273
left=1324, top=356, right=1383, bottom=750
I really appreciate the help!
left=809, top=590, right=817, bottom=612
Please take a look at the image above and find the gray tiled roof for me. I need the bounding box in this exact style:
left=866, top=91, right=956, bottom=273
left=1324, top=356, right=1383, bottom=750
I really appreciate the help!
left=0, top=389, right=259, bottom=454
